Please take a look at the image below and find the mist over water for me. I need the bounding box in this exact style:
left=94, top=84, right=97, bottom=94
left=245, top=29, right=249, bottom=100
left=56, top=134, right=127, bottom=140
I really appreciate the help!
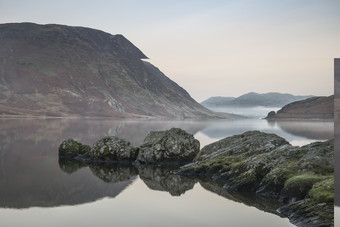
left=207, top=106, right=281, bottom=118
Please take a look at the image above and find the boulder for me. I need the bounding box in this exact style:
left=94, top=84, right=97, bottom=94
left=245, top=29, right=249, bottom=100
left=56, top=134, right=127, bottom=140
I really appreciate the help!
left=177, top=131, right=334, bottom=226
left=89, top=136, right=138, bottom=163
left=136, top=128, right=200, bottom=164
left=195, top=130, right=289, bottom=162
left=58, top=139, right=91, bottom=158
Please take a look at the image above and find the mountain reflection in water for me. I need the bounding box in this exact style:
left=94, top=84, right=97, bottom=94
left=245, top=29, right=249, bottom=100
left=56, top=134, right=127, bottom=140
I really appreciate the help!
left=199, top=119, right=333, bottom=146
left=0, top=118, right=208, bottom=208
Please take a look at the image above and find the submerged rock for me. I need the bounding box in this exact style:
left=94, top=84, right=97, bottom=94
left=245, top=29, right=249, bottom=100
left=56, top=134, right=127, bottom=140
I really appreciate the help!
left=58, top=139, right=91, bottom=158
left=177, top=131, right=334, bottom=226
left=136, top=128, right=200, bottom=164
left=89, top=136, right=138, bottom=163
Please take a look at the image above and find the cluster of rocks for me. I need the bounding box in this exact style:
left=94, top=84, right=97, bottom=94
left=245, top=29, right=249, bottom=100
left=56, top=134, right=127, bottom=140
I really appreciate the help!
left=59, top=128, right=200, bottom=165
left=59, top=129, right=334, bottom=226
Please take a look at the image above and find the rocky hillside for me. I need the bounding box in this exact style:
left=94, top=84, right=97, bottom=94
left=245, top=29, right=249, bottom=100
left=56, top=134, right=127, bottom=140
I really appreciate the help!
left=201, top=92, right=312, bottom=108
left=266, top=95, right=334, bottom=120
left=0, top=23, right=221, bottom=119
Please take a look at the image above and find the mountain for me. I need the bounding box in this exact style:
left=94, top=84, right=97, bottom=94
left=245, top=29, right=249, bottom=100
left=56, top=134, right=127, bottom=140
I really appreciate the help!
left=201, top=96, right=235, bottom=107
left=201, top=92, right=313, bottom=108
left=0, top=23, right=222, bottom=119
left=265, top=95, right=334, bottom=119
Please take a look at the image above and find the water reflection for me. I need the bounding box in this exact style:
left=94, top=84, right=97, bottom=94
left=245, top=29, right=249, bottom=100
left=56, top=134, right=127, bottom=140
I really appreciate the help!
left=199, top=119, right=333, bottom=146
left=58, top=159, right=88, bottom=173
left=89, top=164, right=138, bottom=183
left=0, top=117, right=333, bottom=211
left=137, top=165, right=196, bottom=196
left=0, top=118, right=208, bottom=147
left=0, top=118, right=208, bottom=209
left=271, top=120, right=334, bottom=140
left=59, top=161, right=287, bottom=219
left=199, top=180, right=285, bottom=217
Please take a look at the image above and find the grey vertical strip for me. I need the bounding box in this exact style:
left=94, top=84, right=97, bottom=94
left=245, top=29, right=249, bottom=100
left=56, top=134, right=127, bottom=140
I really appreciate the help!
left=335, top=58, right=340, bottom=208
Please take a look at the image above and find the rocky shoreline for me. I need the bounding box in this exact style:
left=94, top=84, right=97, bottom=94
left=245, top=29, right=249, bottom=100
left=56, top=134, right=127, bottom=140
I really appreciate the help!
left=59, top=128, right=334, bottom=226
left=176, top=131, right=333, bottom=226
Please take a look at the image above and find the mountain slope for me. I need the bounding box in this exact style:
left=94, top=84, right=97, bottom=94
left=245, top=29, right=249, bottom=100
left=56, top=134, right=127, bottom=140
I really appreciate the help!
left=0, top=23, right=221, bottom=119
left=201, top=92, right=313, bottom=108
left=265, top=95, right=334, bottom=119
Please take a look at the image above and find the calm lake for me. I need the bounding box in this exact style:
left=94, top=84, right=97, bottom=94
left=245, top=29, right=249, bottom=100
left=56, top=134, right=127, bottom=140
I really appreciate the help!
left=0, top=117, right=334, bottom=227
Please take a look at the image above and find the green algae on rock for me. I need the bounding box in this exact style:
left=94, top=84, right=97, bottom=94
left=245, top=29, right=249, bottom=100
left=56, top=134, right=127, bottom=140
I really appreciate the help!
left=58, top=138, right=91, bottom=158
left=177, top=131, right=334, bottom=226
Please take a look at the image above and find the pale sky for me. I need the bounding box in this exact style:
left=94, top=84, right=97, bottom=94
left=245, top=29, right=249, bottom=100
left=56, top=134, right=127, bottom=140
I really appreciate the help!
left=1, top=0, right=339, bottom=102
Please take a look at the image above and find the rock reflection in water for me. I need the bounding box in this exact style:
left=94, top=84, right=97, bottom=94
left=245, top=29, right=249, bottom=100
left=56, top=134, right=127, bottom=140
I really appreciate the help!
left=60, top=161, right=197, bottom=196
left=58, top=159, right=88, bottom=174
left=137, top=165, right=196, bottom=196
left=89, top=164, right=138, bottom=183
left=199, top=180, right=285, bottom=217
left=62, top=160, right=288, bottom=220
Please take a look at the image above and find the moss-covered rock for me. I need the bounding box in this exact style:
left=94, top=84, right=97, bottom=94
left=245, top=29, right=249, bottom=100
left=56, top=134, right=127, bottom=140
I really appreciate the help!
left=58, top=138, right=91, bottom=158
left=281, top=173, right=325, bottom=202
left=309, top=177, right=334, bottom=204
left=136, top=128, right=200, bottom=164
left=89, top=136, right=138, bottom=163
left=177, top=131, right=334, bottom=226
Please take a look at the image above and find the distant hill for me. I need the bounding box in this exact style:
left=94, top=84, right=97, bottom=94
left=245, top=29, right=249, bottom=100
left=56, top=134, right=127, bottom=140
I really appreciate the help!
left=201, top=92, right=313, bottom=108
left=201, top=96, right=235, bottom=107
left=265, top=95, right=334, bottom=120
left=0, top=23, right=224, bottom=119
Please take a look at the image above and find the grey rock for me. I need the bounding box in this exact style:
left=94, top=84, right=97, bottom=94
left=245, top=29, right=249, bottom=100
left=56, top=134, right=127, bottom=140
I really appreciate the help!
left=177, top=131, right=334, bottom=226
left=58, top=139, right=91, bottom=158
left=89, top=136, right=138, bottom=163
left=195, top=130, right=289, bottom=162
left=136, top=128, right=200, bottom=164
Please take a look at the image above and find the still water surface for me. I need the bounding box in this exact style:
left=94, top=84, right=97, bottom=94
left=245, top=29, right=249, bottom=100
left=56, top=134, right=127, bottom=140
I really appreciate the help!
left=0, top=118, right=333, bottom=226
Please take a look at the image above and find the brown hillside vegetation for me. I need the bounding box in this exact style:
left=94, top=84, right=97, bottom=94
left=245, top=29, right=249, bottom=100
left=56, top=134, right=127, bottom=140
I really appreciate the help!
left=0, top=23, right=226, bottom=119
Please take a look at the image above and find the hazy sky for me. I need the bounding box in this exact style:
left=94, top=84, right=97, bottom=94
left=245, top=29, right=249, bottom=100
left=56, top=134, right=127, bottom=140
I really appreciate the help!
left=1, top=0, right=339, bottom=102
